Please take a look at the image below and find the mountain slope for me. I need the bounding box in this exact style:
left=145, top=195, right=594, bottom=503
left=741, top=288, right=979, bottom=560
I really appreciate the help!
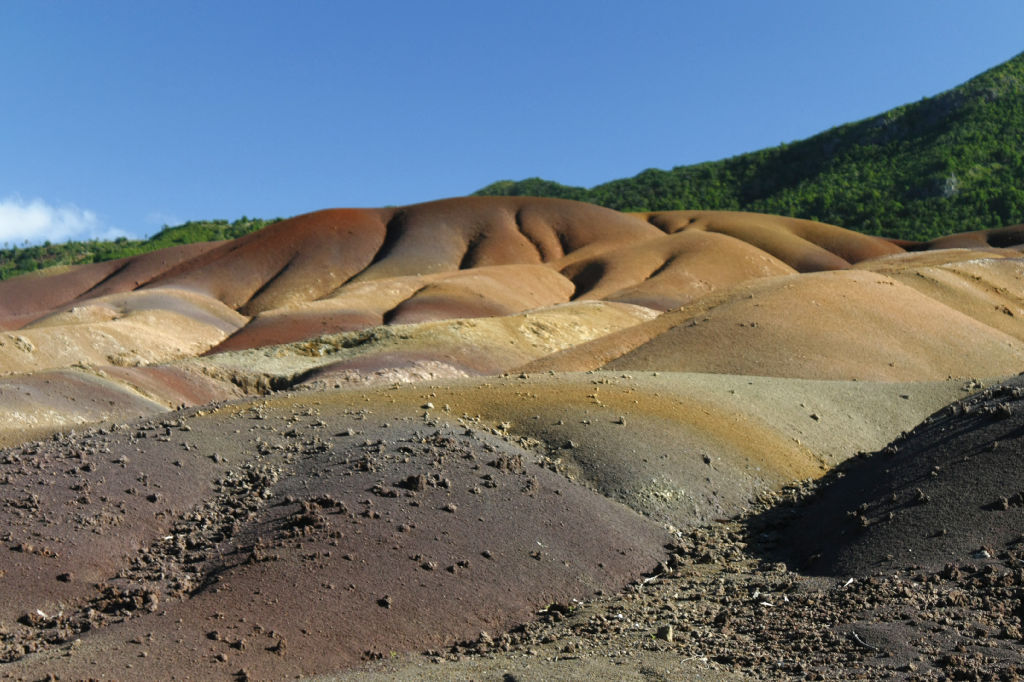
left=477, top=51, right=1024, bottom=241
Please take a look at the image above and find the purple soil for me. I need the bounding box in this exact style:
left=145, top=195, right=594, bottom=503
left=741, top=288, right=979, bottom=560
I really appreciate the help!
left=0, top=421, right=239, bottom=624
left=298, top=351, right=486, bottom=384
left=1, top=400, right=668, bottom=679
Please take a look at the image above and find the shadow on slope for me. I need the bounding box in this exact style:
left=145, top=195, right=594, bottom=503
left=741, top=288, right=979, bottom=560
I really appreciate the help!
left=757, top=374, right=1024, bottom=576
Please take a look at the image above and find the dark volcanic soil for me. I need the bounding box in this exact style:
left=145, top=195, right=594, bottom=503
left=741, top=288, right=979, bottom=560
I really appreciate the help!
left=776, top=375, right=1024, bottom=577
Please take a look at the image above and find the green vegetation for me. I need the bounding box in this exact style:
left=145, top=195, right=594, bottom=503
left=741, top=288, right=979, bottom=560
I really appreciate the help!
left=477, top=52, right=1024, bottom=242
left=0, top=217, right=278, bottom=280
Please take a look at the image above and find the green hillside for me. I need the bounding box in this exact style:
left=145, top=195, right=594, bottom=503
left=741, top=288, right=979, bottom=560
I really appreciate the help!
left=477, top=52, right=1024, bottom=241
left=0, top=217, right=277, bottom=280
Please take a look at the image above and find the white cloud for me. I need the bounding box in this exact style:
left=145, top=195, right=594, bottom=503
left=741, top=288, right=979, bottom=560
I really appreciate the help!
left=0, top=196, right=124, bottom=246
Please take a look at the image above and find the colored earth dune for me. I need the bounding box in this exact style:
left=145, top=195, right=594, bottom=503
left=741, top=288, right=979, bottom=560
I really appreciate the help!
left=2, top=197, right=1024, bottom=679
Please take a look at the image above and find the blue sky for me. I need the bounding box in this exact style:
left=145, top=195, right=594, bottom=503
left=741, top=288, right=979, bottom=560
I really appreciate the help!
left=2, top=1, right=1023, bottom=245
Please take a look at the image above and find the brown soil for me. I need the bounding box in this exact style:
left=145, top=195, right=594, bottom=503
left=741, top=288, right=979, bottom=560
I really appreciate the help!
left=338, top=378, right=1024, bottom=680
left=0, top=393, right=667, bottom=679
left=526, top=269, right=1024, bottom=381
left=348, top=480, right=1024, bottom=681
left=3, top=198, right=1024, bottom=680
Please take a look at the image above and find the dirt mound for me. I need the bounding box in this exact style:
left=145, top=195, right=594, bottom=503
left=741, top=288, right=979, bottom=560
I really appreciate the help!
left=525, top=270, right=1024, bottom=380
left=356, top=486, right=1024, bottom=681
left=0, top=242, right=224, bottom=331
left=774, top=374, right=1024, bottom=576
left=641, top=210, right=904, bottom=268
left=26, top=287, right=246, bottom=333
left=98, top=364, right=243, bottom=407
left=383, top=264, right=573, bottom=325
left=292, top=373, right=966, bottom=530
left=0, top=198, right=943, bottom=362
left=555, top=229, right=796, bottom=311
left=0, top=393, right=667, bottom=679
left=141, top=197, right=656, bottom=317
left=350, top=196, right=660, bottom=282
left=215, top=264, right=576, bottom=352
left=917, top=223, right=1024, bottom=252
left=202, top=302, right=658, bottom=382
left=0, top=288, right=243, bottom=374
left=0, top=364, right=242, bottom=447
left=0, top=370, right=167, bottom=446
left=152, top=208, right=390, bottom=314
left=857, top=251, right=1024, bottom=342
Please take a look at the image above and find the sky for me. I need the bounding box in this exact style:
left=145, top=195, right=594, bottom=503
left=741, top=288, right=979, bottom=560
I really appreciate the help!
left=2, top=1, right=1023, bottom=245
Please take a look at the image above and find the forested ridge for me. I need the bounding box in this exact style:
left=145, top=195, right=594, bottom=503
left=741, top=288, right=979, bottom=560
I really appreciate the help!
left=477, top=51, right=1024, bottom=241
